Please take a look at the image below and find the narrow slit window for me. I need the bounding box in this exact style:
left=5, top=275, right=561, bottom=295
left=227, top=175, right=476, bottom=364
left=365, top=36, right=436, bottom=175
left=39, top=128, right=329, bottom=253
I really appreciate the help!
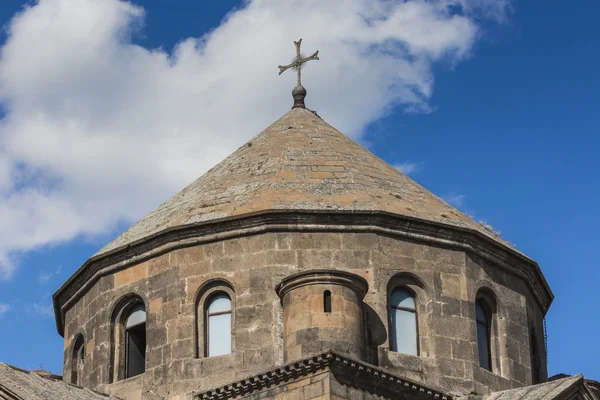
left=206, top=293, right=232, bottom=357
left=125, top=304, right=146, bottom=379
left=324, top=290, right=332, bottom=313
left=476, top=300, right=492, bottom=371
left=389, top=288, right=418, bottom=355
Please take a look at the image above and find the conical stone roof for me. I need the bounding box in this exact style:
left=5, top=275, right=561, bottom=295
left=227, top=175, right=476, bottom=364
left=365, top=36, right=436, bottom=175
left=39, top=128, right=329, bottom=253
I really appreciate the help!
left=98, top=107, right=513, bottom=255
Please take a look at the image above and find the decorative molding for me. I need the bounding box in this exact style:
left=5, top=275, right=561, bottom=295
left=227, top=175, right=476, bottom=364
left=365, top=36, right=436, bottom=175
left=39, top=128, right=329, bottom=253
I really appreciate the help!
left=194, top=350, right=452, bottom=400
left=275, top=269, right=369, bottom=299
left=53, top=210, right=554, bottom=336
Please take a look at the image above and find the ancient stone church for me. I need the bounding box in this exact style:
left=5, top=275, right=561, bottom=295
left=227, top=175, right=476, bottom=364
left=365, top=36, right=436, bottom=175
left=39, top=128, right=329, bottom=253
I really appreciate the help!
left=1, top=42, right=597, bottom=400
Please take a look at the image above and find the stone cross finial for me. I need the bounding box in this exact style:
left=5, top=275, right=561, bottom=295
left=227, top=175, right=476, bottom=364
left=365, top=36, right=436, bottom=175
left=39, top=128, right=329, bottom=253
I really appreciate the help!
left=278, top=38, right=319, bottom=108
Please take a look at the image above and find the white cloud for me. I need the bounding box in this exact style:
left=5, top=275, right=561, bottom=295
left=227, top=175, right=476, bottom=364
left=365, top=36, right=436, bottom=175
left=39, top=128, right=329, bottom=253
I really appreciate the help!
left=394, top=162, right=422, bottom=176
left=38, top=265, right=62, bottom=285
left=0, top=0, right=510, bottom=279
left=443, top=192, right=466, bottom=208
left=0, top=303, right=10, bottom=317
left=31, top=302, right=55, bottom=318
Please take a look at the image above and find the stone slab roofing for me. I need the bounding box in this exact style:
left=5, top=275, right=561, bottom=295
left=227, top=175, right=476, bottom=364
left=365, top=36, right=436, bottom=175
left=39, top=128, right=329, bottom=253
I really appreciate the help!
left=97, top=107, right=517, bottom=257
left=486, top=375, right=596, bottom=400
left=0, top=363, right=116, bottom=400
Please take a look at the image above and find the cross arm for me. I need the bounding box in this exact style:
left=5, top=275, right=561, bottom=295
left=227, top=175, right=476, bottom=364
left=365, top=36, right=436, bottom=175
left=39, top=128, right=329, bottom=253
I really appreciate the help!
left=300, top=50, right=319, bottom=63
left=278, top=63, right=295, bottom=75
left=278, top=50, right=319, bottom=75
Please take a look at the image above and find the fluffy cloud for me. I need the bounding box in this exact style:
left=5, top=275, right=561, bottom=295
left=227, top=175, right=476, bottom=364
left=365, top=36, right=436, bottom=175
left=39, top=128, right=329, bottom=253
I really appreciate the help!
left=0, top=0, right=510, bottom=279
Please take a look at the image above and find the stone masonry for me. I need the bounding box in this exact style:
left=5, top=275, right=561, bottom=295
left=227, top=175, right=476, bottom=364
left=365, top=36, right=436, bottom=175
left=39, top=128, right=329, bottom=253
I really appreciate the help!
left=52, top=106, right=557, bottom=400
left=60, top=231, right=547, bottom=400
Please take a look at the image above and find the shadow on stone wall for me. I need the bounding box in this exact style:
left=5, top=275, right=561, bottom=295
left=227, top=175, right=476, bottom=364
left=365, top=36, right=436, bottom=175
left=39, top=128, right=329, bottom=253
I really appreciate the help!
left=364, top=303, right=386, bottom=365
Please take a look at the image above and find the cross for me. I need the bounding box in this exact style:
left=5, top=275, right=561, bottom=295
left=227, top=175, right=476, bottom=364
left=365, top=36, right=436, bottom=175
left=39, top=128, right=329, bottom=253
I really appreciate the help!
left=278, top=38, right=319, bottom=88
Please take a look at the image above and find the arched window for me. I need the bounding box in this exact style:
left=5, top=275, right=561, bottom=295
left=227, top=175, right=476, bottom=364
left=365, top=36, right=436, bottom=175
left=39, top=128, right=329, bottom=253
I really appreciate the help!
left=109, top=295, right=148, bottom=382
left=476, top=300, right=492, bottom=371
left=324, top=290, right=332, bottom=313
left=71, top=334, right=85, bottom=386
left=125, top=304, right=146, bottom=378
left=206, top=293, right=232, bottom=357
left=389, top=287, right=418, bottom=355
left=195, top=280, right=236, bottom=358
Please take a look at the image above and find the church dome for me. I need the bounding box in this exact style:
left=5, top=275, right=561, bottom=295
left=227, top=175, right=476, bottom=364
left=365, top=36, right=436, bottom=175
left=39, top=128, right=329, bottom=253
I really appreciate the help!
left=96, top=107, right=519, bottom=258
left=53, top=104, right=555, bottom=400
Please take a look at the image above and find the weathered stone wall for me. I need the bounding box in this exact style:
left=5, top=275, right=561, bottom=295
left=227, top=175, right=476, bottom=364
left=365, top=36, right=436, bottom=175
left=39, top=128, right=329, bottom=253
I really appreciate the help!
left=61, top=231, right=546, bottom=399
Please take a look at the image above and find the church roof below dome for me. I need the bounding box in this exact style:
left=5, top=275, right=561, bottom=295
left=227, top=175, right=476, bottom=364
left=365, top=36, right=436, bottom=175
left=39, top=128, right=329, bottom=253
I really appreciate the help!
left=486, top=375, right=592, bottom=400
left=0, top=363, right=114, bottom=400
left=97, top=107, right=517, bottom=256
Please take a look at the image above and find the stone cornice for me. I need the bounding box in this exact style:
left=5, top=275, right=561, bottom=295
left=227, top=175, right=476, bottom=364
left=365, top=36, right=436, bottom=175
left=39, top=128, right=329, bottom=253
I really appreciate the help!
left=194, top=350, right=452, bottom=400
left=53, top=210, right=554, bottom=336
left=275, top=269, right=369, bottom=299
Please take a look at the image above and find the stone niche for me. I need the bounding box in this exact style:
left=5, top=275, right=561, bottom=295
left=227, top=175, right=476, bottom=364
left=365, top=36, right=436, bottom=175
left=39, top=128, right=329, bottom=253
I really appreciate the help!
left=276, top=269, right=368, bottom=362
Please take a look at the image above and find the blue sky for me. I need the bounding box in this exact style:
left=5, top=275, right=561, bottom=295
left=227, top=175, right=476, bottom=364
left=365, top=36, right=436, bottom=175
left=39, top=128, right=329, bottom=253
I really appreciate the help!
left=0, top=0, right=598, bottom=380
